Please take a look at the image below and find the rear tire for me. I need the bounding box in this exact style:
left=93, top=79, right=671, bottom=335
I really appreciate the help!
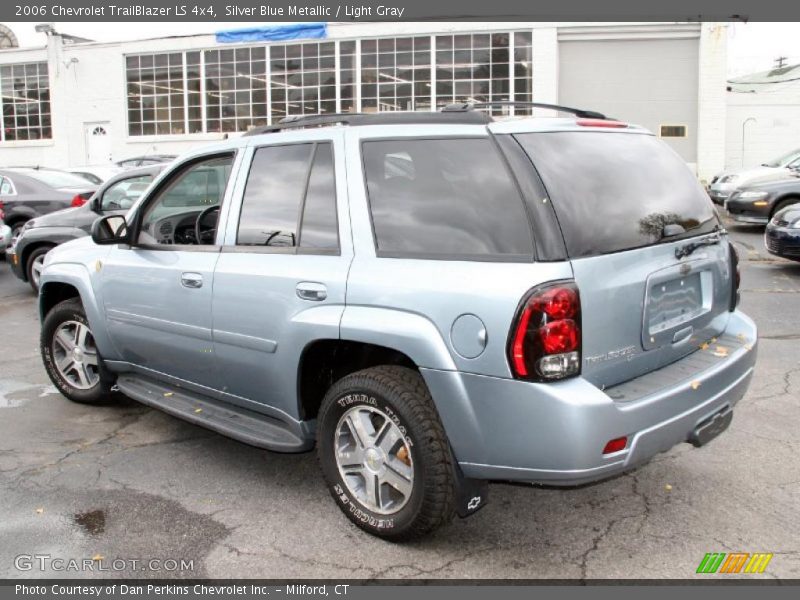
left=317, top=365, right=456, bottom=540
left=41, top=298, right=118, bottom=405
left=26, top=245, right=52, bottom=293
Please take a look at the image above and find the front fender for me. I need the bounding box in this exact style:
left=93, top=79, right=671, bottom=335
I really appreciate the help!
left=39, top=262, right=117, bottom=361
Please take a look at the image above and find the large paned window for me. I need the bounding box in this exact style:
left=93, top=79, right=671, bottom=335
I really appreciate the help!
left=513, top=32, right=533, bottom=115
left=434, top=33, right=510, bottom=114
left=0, top=62, right=51, bottom=141
left=126, top=53, right=186, bottom=136
left=124, top=29, right=535, bottom=136
left=360, top=36, right=431, bottom=113
left=270, top=42, right=337, bottom=120
left=205, top=46, right=267, bottom=133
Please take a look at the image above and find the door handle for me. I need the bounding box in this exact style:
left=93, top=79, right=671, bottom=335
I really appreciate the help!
left=296, top=282, right=327, bottom=301
left=181, top=272, right=203, bottom=289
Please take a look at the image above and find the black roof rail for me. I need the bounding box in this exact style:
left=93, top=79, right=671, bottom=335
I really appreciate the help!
left=242, top=110, right=492, bottom=136
left=442, top=101, right=608, bottom=120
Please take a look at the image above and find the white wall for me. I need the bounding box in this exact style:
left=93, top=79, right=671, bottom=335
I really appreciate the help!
left=697, top=23, right=728, bottom=183
left=725, top=81, right=800, bottom=169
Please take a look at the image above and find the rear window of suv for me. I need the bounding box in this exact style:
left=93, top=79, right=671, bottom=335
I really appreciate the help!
left=362, top=138, right=533, bottom=260
left=515, top=131, right=719, bottom=258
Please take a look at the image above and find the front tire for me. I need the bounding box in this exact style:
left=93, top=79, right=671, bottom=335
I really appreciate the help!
left=41, top=298, right=117, bottom=405
left=317, top=366, right=456, bottom=540
left=26, top=245, right=52, bottom=293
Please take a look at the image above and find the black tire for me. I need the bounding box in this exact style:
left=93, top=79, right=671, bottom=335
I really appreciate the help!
left=26, top=245, right=53, bottom=293
left=10, top=220, right=26, bottom=239
left=41, top=298, right=118, bottom=405
left=317, top=365, right=455, bottom=541
left=770, top=197, right=800, bottom=220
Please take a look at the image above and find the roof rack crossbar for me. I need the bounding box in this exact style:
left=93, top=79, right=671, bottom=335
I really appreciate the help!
left=244, top=114, right=356, bottom=136
left=242, top=109, right=493, bottom=136
left=442, top=101, right=608, bottom=120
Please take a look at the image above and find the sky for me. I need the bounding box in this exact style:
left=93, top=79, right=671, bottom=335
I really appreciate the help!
left=4, top=21, right=800, bottom=77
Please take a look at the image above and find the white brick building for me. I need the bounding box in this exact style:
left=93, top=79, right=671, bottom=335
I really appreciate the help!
left=0, top=21, right=728, bottom=181
left=725, top=62, right=800, bottom=170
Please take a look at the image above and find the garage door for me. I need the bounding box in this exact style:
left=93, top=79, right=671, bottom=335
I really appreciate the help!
left=559, top=38, right=699, bottom=163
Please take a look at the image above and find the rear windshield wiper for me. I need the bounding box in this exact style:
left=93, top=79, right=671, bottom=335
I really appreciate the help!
left=674, top=232, right=723, bottom=259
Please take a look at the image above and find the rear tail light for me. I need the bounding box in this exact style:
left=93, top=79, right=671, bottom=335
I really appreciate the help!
left=508, top=282, right=582, bottom=381
left=729, top=243, right=740, bottom=311
left=71, top=194, right=90, bottom=207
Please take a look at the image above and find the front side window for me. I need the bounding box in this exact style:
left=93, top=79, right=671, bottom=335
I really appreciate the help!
left=139, top=155, right=233, bottom=246
left=101, top=175, right=154, bottom=211
left=362, top=137, right=533, bottom=259
left=237, top=142, right=338, bottom=251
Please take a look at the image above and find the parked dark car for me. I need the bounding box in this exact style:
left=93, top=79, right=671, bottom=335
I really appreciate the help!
left=7, top=165, right=164, bottom=292
left=725, top=174, right=800, bottom=225
left=0, top=168, right=97, bottom=240
left=765, top=205, right=800, bottom=261
left=115, top=154, right=176, bottom=169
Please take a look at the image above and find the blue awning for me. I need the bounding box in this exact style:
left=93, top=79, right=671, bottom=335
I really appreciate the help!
left=216, top=23, right=328, bottom=44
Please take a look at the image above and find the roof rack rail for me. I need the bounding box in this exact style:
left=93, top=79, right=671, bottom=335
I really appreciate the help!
left=442, top=101, right=608, bottom=120
left=243, top=110, right=492, bottom=136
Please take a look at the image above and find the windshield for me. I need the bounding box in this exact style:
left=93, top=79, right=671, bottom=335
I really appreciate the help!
left=763, top=148, right=800, bottom=168
left=515, top=131, right=719, bottom=258
left=21, top=170, right=94, bottom=189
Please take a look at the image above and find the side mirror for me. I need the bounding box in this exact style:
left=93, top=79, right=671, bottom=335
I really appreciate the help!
left=91, top=214, right=129, bottom=245
left=91, top=196, right=101, bottom=212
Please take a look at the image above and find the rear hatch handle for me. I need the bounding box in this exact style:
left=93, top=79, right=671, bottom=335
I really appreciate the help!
left=674, top=232, right=724, bottom=259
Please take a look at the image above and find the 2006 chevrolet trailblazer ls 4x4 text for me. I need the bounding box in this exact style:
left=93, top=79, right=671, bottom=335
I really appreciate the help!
left=37, top=104, right=757, bottom=540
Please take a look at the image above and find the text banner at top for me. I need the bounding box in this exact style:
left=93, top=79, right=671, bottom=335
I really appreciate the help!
left=4, top=0, right=800, bottom=22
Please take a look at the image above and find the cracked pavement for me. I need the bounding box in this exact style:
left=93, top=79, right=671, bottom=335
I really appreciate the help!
left=0, top=219, right=798, bottom=580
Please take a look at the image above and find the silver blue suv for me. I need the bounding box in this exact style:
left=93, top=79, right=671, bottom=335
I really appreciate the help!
left=37, top=104, right=758, bottom=540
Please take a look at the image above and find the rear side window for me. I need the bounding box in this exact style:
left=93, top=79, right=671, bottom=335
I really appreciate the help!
left=515, top=132, right=719, bottom=258
left=237, top=142, right=338, bottom=251
left=362, top=138, right=533, bottom=259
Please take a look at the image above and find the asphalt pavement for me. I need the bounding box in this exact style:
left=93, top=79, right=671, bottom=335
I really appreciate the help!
left=0, top=220, right=798, bottom=580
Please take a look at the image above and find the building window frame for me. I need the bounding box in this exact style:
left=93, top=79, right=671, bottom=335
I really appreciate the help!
left=123, top=28, right=535, bottom=138
left=0, top=61, right=52, bottom=143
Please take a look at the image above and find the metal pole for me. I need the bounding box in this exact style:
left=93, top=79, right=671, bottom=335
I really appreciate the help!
left=741, top=117, right=757, bottom=168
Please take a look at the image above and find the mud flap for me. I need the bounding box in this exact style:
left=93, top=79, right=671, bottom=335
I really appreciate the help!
left=451, top=452, right=489, bottom=518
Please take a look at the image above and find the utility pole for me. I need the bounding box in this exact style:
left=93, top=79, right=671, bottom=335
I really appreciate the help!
left=775, top=56, right=788, bottom=68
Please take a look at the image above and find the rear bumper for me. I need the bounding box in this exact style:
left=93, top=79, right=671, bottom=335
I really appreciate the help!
left=423, top=310, right=757, bottom=485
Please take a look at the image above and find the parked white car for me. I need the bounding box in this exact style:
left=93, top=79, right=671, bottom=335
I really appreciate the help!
left=65, top=165, right=124, bottom=185
left=709, top=148, right=800, bottom=205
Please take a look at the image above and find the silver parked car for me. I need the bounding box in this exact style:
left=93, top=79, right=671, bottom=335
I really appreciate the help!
left=709, top=148, right=800, bottom=205
left=37, top=106, right=757, bottom=540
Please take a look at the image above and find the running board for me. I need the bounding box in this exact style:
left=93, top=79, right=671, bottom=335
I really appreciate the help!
left=115, top=374, right=311, bottom=453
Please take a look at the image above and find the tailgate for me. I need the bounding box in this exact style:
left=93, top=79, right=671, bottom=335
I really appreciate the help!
left=572, top=238, right=733, bottom=388
left=513, top=128, right=733, bottom=388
